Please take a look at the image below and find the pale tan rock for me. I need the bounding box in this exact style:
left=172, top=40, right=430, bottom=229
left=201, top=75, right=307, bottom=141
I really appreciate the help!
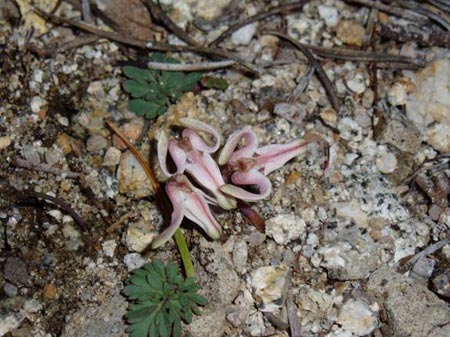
left=376, top=152, right=398, bottom=174
left=334, top=200, right=368, bottom=228
left=125, top=218, right=157, bottom=253
left=251, top=265, right=289, bottom=312
left=336, top=20, right=365, bottom=47
left=407, top=58, right=450, bottom=126
left=112, top=120, right=143, bottom=150
left=0, top=135, right=12, bottom=150
left=337, top=299, right=378, bottom=336
left=406, top=58, right=450, bottom=152
left=104, top=0, right=157, bottom=41
left=103, top=147, right=122, bottom=167
left=117, top=151, right=153, bottom=198
left=388, top=82, right=407, bottom=106
left=426, top=123, right=450, bottom=153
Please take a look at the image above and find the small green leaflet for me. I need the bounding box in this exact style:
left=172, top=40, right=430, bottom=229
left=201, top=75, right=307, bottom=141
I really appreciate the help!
left=124, top=260, right=207, bottom=337
left=122, top=53, right=203, bottom=120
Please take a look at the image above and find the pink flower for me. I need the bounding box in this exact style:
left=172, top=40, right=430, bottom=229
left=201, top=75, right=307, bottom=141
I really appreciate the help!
left=218, top=128, right=308, bottom=201
left=158, top=118, right=236, bottom=210
left=151, top=174, right=222, bottom=249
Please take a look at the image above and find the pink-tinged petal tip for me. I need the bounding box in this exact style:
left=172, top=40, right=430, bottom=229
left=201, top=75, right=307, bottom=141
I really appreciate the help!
left=220, top=169, right=272, bottom=201
left=255, top=140, right=307, bottom=175
left=180, top=118, right=221, bottom=153
left=219, top=128, right=258, bottom=165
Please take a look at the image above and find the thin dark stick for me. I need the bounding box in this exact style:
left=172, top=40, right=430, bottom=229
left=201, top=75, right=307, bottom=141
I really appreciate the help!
left=395, top=0, right=450, bottom=31
left=31, top=191, right=88, bottom=232
left=265, top=31, right=340, bottom=112
left=32, top=34, right=100, bottom=56
left=209, top=0, right=312, bottom=46
left=147, top=59, right=236, bottom=71
left=379, top=23, right=450, bottom=48
left=344, top=0, right=428, bottom=23
left=397, top=235, right=450, bottom=274
left=304, top=44, right=424, bottom=66
left=14, top=158, right=82, bottom=179
left=427, top=0, right=450, bottom=14
left=33, top=7, right=260, bottom=74
left=142, top=0, right=200, bottom=47
left=287, top=289, right=302, bottom=337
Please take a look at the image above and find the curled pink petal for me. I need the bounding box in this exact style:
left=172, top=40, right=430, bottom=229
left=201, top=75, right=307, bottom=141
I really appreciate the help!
left=255, top=140, right=308, bottom=175
left=220, top=169, right=272, bottom=201
left=157, top=130, right=187, bottom=177
left=151, top=181, right=185, bottom=248
left=184, top=189, right=222, bottom=240
left=168, top=140, right=187, bottom=174
left=180, top=118, right=221, bottom=153
left=218, top=128, right=258, bottom=165
left=157, top=130, right=173, bottom=177
left=174, top=175, right=222, bottom=239
left=186, top=151, right=236, bottom=210
left=152, top=175, right=222, bottom=247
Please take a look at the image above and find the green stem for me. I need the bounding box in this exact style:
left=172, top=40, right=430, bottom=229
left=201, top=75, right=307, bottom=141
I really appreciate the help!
left=173, top=228, right=195, bottom=278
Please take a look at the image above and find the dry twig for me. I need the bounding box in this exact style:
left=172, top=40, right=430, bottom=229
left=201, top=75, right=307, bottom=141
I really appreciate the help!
left=379, top=23, right=450, bottom=47
left=304, top=44, right=424, bottom=66
left=209, top=0, right=312, bottom=46
left=147, top=59, right=236, bottom=71
left=397, top=235, right=450, bottom=274
left=32, top=34, right=100, bottom=56
left=345, top=0, right=428, bottom=23
left=395, top=0, right=450, bottom=31
left=33, top=7, right=260, bottom=74
left=14, top=158, right=82, bottom=179
left=30, top=191, right=88, bottom=232
left=265, top=31, right=341, bottom=112
left=142, top=0, right=200, bottom=47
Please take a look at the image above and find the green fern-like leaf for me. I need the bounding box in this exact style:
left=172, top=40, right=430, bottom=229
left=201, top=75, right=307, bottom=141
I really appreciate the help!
left=124, top=260, right=207, bottom=337
left=122, top=54, right=204, bottom=120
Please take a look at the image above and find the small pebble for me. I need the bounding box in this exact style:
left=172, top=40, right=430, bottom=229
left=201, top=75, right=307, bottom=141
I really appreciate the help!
left=0, top=135, right=12, bottom=150
left=62, top=223, right=84, bottom=251
left=232, top=240, right=248, bottom=273
left=30, top=96, right=45, bottom=113
left=87, top=134, right=108, bottom=152
left=231, top=23, right=257, bottom=46
left=432, top=272, right=450, bottom=299
left=410, top=257, right=435, bottom=284
left=388, top=82, right=407, bottom=106
left=125, top=218, right=157, bottom=253
left=251, top=265, right=289, bottom=312
left=4, top=283, right=18, bottom=297
left=42, top=283, right=58, bottom=300
left=376, top=152, right=397, bottom=174
left=318, top=5, right=339, bottom=27
left=4, top=257, right=28, bottom=285
left=112, top=120, right=143, bottom=150
left=103, top=147, right=122, bottom=167
left=117, top=151, right=154, bottom=198
left=33, top=69, right=44, bottom=83
left=266, top=214, right=306, bottom=245
left=346, top=73, right=366, bottom=94
left=102, top=239, right=117, bottom=258
left=337, top=299, right=378, bottom=336
left=24, top=299, right=43, bottom=314
left=337, top=20, right=365, bottom=46
left=123, top=253, right=146, bottom=271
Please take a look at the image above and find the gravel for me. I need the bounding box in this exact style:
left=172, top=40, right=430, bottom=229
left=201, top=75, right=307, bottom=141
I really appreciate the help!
left=1, top=0, right=450, bottom=336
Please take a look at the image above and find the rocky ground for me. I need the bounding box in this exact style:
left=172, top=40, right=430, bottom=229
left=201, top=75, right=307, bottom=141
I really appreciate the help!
left=1, top=0, right=450, bottom=336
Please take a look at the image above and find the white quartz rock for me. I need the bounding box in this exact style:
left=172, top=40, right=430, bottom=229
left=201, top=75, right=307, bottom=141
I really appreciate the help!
left=251, top=265, right=289, bottom=312
left=266, top=214, right=306, bottom=245
left=231, top=23, right=257, bottom=45
left=337, top=299, right=378, bottom=336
